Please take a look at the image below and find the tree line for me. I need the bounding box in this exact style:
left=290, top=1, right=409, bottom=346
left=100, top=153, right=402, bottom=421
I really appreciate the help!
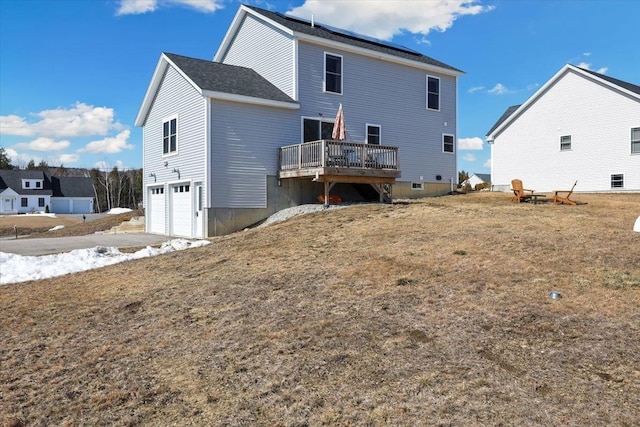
left=0, top=147, right=143, bottom=213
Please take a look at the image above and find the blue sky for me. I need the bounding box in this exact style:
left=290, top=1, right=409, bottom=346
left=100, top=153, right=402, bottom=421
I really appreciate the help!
left=1, top=0, right=638, bottom=175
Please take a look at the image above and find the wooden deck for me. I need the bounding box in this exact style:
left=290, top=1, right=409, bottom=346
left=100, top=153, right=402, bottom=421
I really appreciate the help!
left=278, top=140, right=400, bottom=184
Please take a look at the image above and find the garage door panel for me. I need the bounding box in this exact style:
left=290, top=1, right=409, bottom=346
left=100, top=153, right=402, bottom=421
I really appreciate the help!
left=171, top=183, right=192, bottom=237
left=149, top=186, right=165, bottom=234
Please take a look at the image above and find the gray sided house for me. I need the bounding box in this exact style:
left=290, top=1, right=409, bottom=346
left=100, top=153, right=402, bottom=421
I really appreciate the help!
left=0, top=170, right=94, bottom=214
left=136, top=4, right=464, bottom=237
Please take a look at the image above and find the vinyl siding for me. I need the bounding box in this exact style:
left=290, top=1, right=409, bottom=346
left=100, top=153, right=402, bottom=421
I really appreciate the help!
left=296, top=41, right=458, bottom=184
left=491, top=69, right=640, bottom=192
left=210, top=99, right=298, bottom=208
left=220, top=13, right=296, bottom=99
left=142, top=65, right=206, bottom=218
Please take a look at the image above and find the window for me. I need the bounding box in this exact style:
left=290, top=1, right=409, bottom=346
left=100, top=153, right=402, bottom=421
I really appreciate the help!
left=443, top=134, right=455, bottom=153
left=35, top=181, right=41, bottom=188
left=560, top=135, right=572, bottom=151
left=21, top=198, right=27, bottom=207
left=427, top=76, right=440, bottom=110
left=412, top=182, right=424, bottom=190
left=367, top=125, right=381, bottom=145
left=24, top=181, right=30, bottom=188
left=324, top=53, right=342, bottom=94
left=611, top=174, right=624, bottom=188
left=303, top=118, right=334, bottom=142
left=38, top=197, right=45, bottom=207
left=163, top=117, right=177, bottom=155
left=632, top=127, right=640, bottom=154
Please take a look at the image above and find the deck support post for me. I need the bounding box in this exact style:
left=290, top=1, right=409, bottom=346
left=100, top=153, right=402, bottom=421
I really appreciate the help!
left=324, top=181, right=330, bottom=208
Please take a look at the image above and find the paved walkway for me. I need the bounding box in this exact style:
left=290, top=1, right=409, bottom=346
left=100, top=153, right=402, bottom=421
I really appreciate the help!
left=0, top=233, right=172, bottom=256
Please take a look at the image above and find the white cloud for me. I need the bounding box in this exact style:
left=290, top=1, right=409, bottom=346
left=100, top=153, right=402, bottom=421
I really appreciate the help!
left=526, top=83, right=540, bottom=91
left=488, top=83, right=513, bottom=95
left=483, top=158, right=491, bottom=168
left=468, top=86, right=485, bottom=94
left=577, top=62, right=608, bottom=74
left=81, top=130, right=133, bottom=154
left=57, top=153, right=80, bottom=164
left=116, top=0, right=222, bottom=15
left=583, top=52, right=592, bottom=57
left=463, top=153, right=476, bottom=162
left=1, top=103, right=122, bottom=138
left=458, top=137, right=484, bottom=150
left=287, top=0, right=494, bottom=41
left=0, top=115, right=33, bottom=136
left=14, top=137, right=70, bottom=151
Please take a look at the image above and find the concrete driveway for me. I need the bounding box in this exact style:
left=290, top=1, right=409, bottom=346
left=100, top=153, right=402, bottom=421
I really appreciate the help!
left=0, top=233, right=173, bottom=256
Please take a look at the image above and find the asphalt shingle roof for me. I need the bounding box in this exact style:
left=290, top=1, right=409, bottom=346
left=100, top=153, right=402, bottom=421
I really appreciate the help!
left=51, top=176, right=94, bottom=198
left=486, top=104, right=520, bottom=136
left=165, top=53, right=297, bottom=104
left=0, top=170, right=93, bottom=197
left=245, top=5, right=463, bottom=74
left=577, top=66, right=640, bottom=96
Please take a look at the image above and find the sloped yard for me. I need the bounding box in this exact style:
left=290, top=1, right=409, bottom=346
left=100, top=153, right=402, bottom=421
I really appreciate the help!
left=1, top=193, right=639, bottom=425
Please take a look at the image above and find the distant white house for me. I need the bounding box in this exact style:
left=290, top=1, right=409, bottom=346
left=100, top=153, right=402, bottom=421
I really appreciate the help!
left=0, top=170, right=94, bottom=214
left=462, top=173, right=491, bottom=189
left=487, top=64, right=640, bottom=192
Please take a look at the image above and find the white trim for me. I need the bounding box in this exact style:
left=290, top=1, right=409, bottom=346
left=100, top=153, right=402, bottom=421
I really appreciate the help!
left=365, top=123, right=381, bottom=145
left=293, top=39, right=299, bottom=101
left=443, top=133, right=455, bottom=154
left=301, top=115, right=335, bottom=142
left=201, top=90, right=299, bottom=109
left=161, top=114, right=179, bottom=157
left=204, top=98, right=212, bottom=210
left=426, top=75, right=440, bottom=111
left=324, top=51, right=343, bottom=95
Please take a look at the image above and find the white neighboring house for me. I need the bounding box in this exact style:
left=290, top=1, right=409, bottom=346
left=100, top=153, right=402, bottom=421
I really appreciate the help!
left=462, top=173, right=491, bottom=189
left=487, top=64, right=640, bottom=193
left=0, top=170, right=94, bottom=214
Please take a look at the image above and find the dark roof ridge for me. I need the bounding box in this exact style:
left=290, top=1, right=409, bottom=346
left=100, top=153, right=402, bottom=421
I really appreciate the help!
left=574, top=65, right=640, bottom=96
left=244, top=4, right=463, bottom=74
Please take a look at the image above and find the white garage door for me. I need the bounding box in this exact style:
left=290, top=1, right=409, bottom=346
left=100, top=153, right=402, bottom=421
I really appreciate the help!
left=71, top=199, right=92, bottom=214
left=170, top=183, right=192, bottom=237
left=148, top=186, right=166, bottom=234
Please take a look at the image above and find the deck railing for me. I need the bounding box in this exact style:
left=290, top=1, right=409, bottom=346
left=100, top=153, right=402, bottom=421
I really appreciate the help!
left=279, top=140, right=399, bottom=172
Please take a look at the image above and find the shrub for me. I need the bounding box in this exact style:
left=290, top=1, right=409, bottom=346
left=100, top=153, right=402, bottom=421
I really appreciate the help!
left=475, top=182, right=491, bottom=191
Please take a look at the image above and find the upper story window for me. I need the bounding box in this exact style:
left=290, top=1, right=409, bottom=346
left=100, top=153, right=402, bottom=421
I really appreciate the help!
left=163, top=117, right=177, bottom=155
left=24, top=181, right=30, bottom=188
left=35, top=181, right=41, bottom=188
left=632, top=127, right=640, bottom=154
left=443, top=134, right=455, bottom=153
left=366, top=124, right=381, bottom=145
left=427, top=76, right=440, bottom=111
left=560, top=135, right=572, bottom=151
left=303, top=117, right=334, bottom=142
left=324, top=53, right=343, bottom=94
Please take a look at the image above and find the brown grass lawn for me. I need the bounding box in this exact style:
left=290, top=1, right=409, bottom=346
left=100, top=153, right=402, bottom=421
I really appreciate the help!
left=0, top=211, right=137, bottom=238
left=1, top=193, right=640, bottom=426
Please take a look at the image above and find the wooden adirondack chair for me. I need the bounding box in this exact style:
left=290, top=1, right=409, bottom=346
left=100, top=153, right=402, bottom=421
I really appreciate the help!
left=511, top=179, right=535, bottom=203
left=552, top=180, right=583, bottom=205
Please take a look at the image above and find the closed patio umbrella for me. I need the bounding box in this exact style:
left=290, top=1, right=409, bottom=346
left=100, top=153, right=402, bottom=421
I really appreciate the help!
left=332, top=103, right=346, bottom=141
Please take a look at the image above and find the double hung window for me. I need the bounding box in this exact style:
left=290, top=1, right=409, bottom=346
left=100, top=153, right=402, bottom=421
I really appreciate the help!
left=163, top=117, right=177, bottom=155
left=632, top=127, right=640, bottom=154
left=443, top=134, right=455, bottom=153
left=427, top=76, right=440, bottom=110
left=560, top=135, right=572, bottom=151
left=367, top=125, right=381, bottom=145
left=325, top=53, right=343, bottom=94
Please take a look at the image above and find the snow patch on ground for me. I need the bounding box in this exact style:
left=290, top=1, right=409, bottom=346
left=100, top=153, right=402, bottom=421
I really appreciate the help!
left=107, top=208, right=133, bottom=215
left=0, top=239, right=210, bottom=285
left=259, top=204, right=348, bottom=227
left=48, top=225, right=65, bottom=232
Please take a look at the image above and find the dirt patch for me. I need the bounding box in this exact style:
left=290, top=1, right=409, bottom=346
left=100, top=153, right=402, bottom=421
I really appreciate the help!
left=1, top=192, right=639, bottom=425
